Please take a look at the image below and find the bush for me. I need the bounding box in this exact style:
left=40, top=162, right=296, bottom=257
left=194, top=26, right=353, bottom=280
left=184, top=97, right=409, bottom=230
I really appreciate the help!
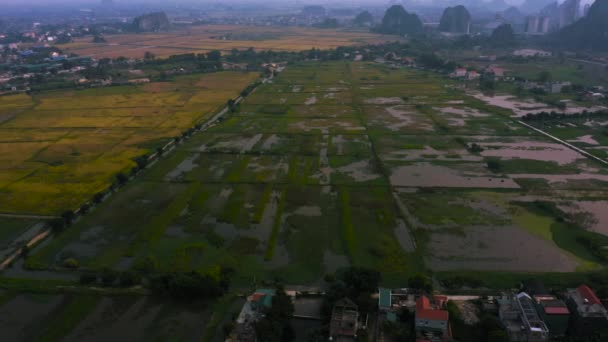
left=61, top=210, right=75, bottom=225
left=48, top=218, right=66, bottom=233
left=148, top=271, right=225, bottom=299
left=119, top=271, right=140, bottom=287
left=79, top=273, right=97, bottom=285
left=93, top=192, right=105, bottom=204
left=486, top=158, right=501, bottom=172
left=101, top=268, right=118, bottom=287
left=116, top=172, right=128, bottom=185
left=79, top=203, right=90, bottom=214
left=63, top=258, right=79, bottom=269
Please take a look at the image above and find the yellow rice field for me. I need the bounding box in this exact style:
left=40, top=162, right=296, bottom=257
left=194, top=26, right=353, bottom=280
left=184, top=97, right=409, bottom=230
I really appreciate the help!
left=0, top=71, right=259, bottom=215
left=58, top=25, right=404, bottom=59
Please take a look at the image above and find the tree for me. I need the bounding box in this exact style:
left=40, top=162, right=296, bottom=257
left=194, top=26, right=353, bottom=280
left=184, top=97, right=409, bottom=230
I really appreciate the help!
left=93, top=192, right=105, bottom=204
left=408, top=274, right=433, bottom=293
left=479, top=74, right=496, bottom=91
left=48, top=218, right=66, bottom=233
left=101, top=268, right=118, bottom=287
left=537, top=71, right=552, bottom=83
left=61, top=210, right=75, bottom=225
left=116, top=172, right=128, bottom=185
left=486, top=158, right=502, bottom=172
left=206, top=50, right=221, bottom=61
left=92, top=35, right=107, bottom=43
left=79, top=273, right=97, bottom=285
left=255, top=287, right=294, bottom=342
left=490, top=24, right=516, bottom=47
left=144, top=51, right=155, bottom=61
left=375, top=5, right=423, bottom=35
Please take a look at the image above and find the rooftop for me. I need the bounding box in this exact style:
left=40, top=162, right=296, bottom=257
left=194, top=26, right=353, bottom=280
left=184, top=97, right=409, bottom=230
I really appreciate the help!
left=567, top=285, right=608, bottom=319
left=416, top=296, right=449, bottom=322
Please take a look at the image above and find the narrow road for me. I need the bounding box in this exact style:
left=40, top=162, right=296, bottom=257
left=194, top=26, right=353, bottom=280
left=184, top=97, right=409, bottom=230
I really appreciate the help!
left=517, top=120, right=608, bottom=166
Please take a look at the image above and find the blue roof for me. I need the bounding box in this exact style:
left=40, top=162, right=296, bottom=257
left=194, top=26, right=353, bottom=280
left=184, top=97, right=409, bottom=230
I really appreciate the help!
left=379, top=288, right=392, bottom=309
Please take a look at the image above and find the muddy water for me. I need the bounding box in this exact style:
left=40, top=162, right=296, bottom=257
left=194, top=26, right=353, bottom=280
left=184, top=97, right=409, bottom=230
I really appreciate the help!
left=471, top=93, right=607, bottom=117
left=364, top=97, right=405, bottom=105
left=385, top=146, right=482, bottom=162
left=567, top=135, right=599, bottom=145
left=318, top=134, right=330, bottom=184
left=479, top=141, right=583, bottom=165
left=261, top=134, right=280, bottom=150
left=323, top=250, right=350, bottom=273
left=390, top=163, right=520, bottom=188
left=511, top=173, right=608, bottom=184
left=559, top=201, right=608, bottom=236
left=426, top=225, right=579, bottom=272
left=305, top=95, right=317, bottom=105
left=165, top=153, right=200, bottom=180
left=335, top=160, right=381, bottom=182
left=0, top=294, right=65, bottom=341
left=435, top=107, right=489, bottom=118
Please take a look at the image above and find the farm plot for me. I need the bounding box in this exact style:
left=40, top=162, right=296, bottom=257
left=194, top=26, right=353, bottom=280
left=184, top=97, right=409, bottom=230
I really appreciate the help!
left=57, top=25, right=404, bottom=59
left=0, top=71, right=258, bottom=215
left=0, top=293, right=212, bottom=342
left=25, top=61, right=608, bottom=286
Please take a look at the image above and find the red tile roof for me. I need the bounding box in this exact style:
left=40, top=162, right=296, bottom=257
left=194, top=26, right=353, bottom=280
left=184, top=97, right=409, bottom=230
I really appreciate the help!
left=416, top=296, right=449, bottom=322
left=251, top=293, right=265, bottom=302
left=577, top=285, right=601, bottom=305
left=544, top=307, right=570, bottom=315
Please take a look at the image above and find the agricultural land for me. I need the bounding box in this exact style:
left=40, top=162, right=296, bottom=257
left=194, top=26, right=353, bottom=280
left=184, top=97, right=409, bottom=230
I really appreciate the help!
left=57, top=25, right=405, bottom=59
left=0, top=71, right=259, bottom=217
left=13, top=61, right=608, bottom=288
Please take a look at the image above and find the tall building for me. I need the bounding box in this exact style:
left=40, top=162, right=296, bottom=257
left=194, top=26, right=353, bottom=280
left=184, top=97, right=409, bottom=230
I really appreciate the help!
left=559, top=0, right=581, bottom=28
left=525, top=16, right=551, bottom=34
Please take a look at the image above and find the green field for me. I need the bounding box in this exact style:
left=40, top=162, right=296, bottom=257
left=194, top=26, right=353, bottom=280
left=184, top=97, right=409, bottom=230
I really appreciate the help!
left=18, top=61, right=607, bottom=287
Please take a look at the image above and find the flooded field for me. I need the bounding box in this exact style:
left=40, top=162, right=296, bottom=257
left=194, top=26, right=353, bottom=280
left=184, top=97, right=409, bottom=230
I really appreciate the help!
left=16, top=61, right=608, bottom=287
left=0, top=293, right=211, bottom=342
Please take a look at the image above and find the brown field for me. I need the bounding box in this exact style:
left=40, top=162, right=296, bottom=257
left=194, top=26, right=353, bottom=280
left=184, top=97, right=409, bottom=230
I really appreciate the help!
left=57, top=25, right=404, bottom=59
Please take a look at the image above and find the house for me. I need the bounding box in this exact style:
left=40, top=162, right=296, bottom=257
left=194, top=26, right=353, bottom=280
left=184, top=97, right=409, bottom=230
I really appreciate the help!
left=415, top=295, right=450, bottom=341
left=230, top=289, right=276, bottom=342
left=330, top=298, right=359, bottom=340
left=566, top=285, right=608, bottom=338
left=498, top=292, right=549, bottom=342
left=128, top=78, right=151, bottom=84
left=513, top=49, right=552, bottom=58
left=536, top=299, right=569, bottom=337
left=466, top=71, right=480, bottom=80
left=222, top=62, right=247, bottom=71
left=402, top=57, right=415, bottom=66
left=584, top=92, right=605, bottom=102
left=546, top=82, right=571, bottom=94
left=486, top=66, right=506, bottom=79
left=451, top=68, right=467, bottom=78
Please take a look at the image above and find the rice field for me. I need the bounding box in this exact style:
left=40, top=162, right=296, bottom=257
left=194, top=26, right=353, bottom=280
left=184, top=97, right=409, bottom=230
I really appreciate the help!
left=0, top=71, right=259, bottom=215
left=57, top=25, right=405, bottom=59
left=23, top=61, right=608, bottom=286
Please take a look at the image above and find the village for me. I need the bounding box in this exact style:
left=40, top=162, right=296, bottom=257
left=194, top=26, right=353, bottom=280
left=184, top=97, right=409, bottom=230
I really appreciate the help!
left=228, top=279, right=608, bottom=342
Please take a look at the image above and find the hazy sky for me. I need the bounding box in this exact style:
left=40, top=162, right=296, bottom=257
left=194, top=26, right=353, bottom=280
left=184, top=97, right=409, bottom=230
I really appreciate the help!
left=0, top=0, right=595, bottom=7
